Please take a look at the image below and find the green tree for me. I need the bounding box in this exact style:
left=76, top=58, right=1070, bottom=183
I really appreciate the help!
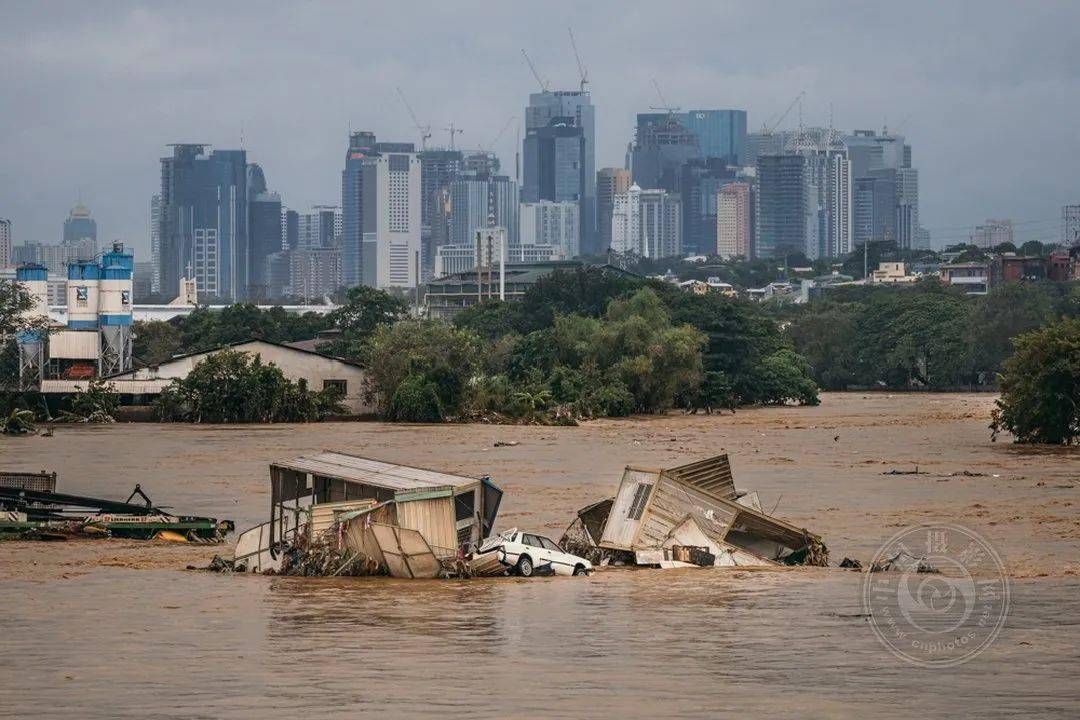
left=517, top=267, right=642, bottom=331
left=991, top=318, right=1080, bottom=444
left=855, top=282, right=971, bottom=389
left=454, top=299, right=526, bottom=340
left=785, top=303, right=860, bottom=390
left=967, top=282, right=1058, bottom=378
left=61, top=378, right=120, bottom=422
left=324, top=285, right=408, bottom=358
left=362, top=320, right=481, bottom=420
left=133, top=320, right=183, bottom=366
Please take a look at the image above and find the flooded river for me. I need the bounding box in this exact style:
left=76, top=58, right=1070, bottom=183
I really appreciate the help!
left=2, top=569, right=1077, bottom=718
left=2, top=393, right=1078, bottom=717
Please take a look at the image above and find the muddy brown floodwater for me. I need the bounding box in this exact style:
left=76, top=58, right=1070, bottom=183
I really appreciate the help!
left=1, top=392, right=1078, bottom=718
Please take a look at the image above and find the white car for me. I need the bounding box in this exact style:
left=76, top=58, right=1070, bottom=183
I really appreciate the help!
left=477, top=529, right=593, bottom=577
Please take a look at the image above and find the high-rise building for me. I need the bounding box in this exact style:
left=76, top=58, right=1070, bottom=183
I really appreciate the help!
left=282, top=208, right=299, bottom=251
left=522, top=117, right=585, bottom=232
left=755, top=153, right=813, bottom=260
left=716, top=182, right=752, bottom=259
left=683, top=109, right=748, bottom=165
left=640, top=189, right=682, bottom=258
left=596, top=167, right=631, bottom=253
left=610, top=184, right=642, bottom=256
left=418, top=149, right=463, bottom=277
left=63, top=202, right=97, bottom=246
left=289, top=248, right=342, bottom=301
left=676, top=158, right=740, bottom=256
left=610, top=184, right=681, bottom=258
left=297, top=207, right=341, bottom=250
left=341, top=131, right=376, bottom=287
left=524, top=91, right=596, bottom=253
left=844, top=128, right=918, bottom=251
left=519, top=201, right=579, bottom=258
left=248, top=195, right=283, bottom=301
left=971, top=219, right=1014, bottom=249
left=630, top=113, right=699, bottom=192
left=341, top=132, right=421, bottom=289
left=158, top=144, right=249, bottom=300
left=916, top=227, right=932, bottom=250
left=0, top=218, right=11, bottom=269
left=1062, top=205, right=1080, bottom=246
left=448, top=175, right=519, bottom=247
left=462, top=151, right=499, bottom=177
left=149, top=195, right=161, bottom=293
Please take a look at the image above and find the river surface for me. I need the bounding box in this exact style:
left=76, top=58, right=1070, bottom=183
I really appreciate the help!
left=1, top=567, right=1077, bottom=719
left=2, top=393, right=1078, bottom=717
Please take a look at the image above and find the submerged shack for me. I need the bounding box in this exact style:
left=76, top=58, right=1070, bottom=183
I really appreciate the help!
left=565, top=454, right=826, bottom=568
left=234, top=452, right=503, bottom=575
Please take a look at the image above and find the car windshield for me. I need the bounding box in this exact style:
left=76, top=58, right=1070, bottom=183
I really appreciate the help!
left=539, top=536, right=561, bottom=552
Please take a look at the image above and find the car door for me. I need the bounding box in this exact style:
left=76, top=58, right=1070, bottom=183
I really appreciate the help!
left=520, top=533, right=549, bottom=570
left=538, top=535, right=574, bottom=575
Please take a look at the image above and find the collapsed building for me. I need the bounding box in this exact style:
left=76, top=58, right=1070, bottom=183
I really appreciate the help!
left=232, top=452, right=503, bottom=578
left=561, top=454, right=827, bottom=568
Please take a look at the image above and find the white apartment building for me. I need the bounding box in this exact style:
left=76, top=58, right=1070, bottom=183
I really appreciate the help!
left=520, top=200, right=579, bottom=259
left=364, top=152, right=421, bottom=289
left=610, top=184, right=681, bottom=258
left=0, top=218, right=11, bottom=269
left=610, top=184, right=642, bottom=255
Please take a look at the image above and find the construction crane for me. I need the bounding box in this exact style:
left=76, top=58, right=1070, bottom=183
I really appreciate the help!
left=761, top=90, right=805, bottom=135
left=521, top=49, right=550, bottom=93
left=395, top=87, right=431, bottom=151
left=568, top=27, right=588, bottom=93
left=443, top=122, right=463, bottom=150
left=648, top=78, right=680, bottom=119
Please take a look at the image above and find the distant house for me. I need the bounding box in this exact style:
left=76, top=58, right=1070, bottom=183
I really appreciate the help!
left=39, top=338, right=372, bottom=414
left=871, top=262, right=918, bottom=284
left=940, top=262, right=989, bottom=295
left=677, top=277, right=736, bottom=297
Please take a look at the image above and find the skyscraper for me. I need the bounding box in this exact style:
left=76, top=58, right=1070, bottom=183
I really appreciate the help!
left=844, top=129, right=918, bottom=250
left=0, top=218, right=11, bottom=269
left=524, top=90, right=596, bottom=253
left=716, top=182, right=752, bottom=259
left=676, top=158, right=739, bottom=256
left=755, top=153, right=812, bottom=260
left=519, top=200, right=579, bottom=258
left=610, top=184, right=681, bottom=258
left=158, top=144, right=249, bottom=300
left=630, top=113, right=699, bottom=193
left=418, top=148, right=463, bottom=277
left=448, top=175, right=519, bottom=247
left=63, top=201, right=97, bottom=246
left=149, top=195, right=161, bottom=293
left=683, top=109, right=748, bottom=165
left=523, top=117, right=584, bottom=218
left=297, top=207, right=341, bottom=250
left=341, top=132, right=421, bottom=289
left=596, top=167, right=631, bottom=253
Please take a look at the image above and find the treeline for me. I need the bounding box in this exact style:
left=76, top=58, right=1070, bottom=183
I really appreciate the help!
left=366, top=269, right=818, bottom=423
left=781, top=278, right=1080, bottom=390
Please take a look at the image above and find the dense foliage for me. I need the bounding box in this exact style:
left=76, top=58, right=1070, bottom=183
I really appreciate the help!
left=60, top=378, right=120, bottom=423
left=991, top=318, right=1080, bottom=445
left=784, top=279, right=1080, bottom=391
left=155, top=350, right=345, bottom=423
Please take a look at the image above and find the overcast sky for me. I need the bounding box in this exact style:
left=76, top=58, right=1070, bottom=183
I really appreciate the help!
left=2, top=1, right=1078, bottom=256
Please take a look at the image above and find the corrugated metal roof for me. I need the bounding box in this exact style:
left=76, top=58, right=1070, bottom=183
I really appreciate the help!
left=272, top=451, right=477, bottom=491
left=663, top=454, right=736, bottom=501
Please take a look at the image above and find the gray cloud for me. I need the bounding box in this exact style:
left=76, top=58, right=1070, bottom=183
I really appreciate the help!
left=1, top=0, right=1078, bottom=256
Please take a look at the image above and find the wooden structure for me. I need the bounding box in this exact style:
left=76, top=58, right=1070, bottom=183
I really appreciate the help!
left=597, top=454, right=820, bottom=566
left=265, top=452, right=503, bottom=562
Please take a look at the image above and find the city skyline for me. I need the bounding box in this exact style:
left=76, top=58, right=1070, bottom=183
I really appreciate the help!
left=2, top=2, right=1079, bottom=256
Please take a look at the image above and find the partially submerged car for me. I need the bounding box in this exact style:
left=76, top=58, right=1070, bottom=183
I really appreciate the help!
left=473, top=528, right=593, bottom=577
